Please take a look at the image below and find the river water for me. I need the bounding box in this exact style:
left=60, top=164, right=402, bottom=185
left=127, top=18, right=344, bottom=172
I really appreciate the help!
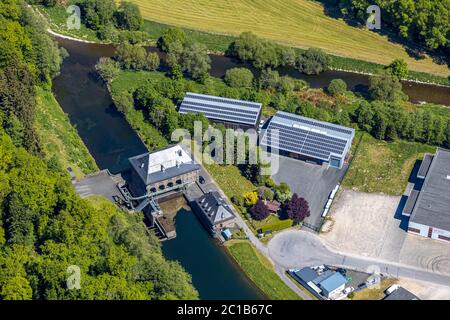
left=52, top=38, right=265, bottom=300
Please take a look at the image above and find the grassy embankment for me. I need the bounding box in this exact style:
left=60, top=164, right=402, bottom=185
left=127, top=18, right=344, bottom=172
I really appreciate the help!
left=342, top=132, right=435, bottom=195
left=226, top=240, right=300, bottom=300
left=35, top=87, right=98, bottom=179
left=37, top=3, right=449, bottom=85
left=132, top=0, right=449, bottom=82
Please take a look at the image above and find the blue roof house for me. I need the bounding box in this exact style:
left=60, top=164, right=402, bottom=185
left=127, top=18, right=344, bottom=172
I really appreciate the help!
left=318, top=272, right=348, bottom=298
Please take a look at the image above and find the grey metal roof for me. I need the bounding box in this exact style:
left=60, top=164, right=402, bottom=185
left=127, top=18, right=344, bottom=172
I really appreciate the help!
left=384, top=287, right=420, bottom=300
left=403, top=189, right=420, bottom=216
left=294, top=268, right=318, bottom=283
left=410, top=148, right=450, bottom=231
left=179, top=92, right=262, bottom=126
left=260, top=111, right=355, bottom=161
left=129, top=145, right=199, bottom=186
left=417, top=153, right=433, bottom=178
left=196, top=191, right=235, bottom=225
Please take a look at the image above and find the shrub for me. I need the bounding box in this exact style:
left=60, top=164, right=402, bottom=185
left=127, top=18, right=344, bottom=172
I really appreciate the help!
left=327, top=79, right=347, bottom=96
left=224, top=68, right=254, bottom=88
left=285, top=193, right=310, bottom=224
left=257, top=186, right=274, bottom=201
left=158, top=28, right=186, bottom=52
left=250, top=200, right=270, bottom=221
left=296, top=48, right=330, bottom=75
left=243, top=191, right=258, bottom=206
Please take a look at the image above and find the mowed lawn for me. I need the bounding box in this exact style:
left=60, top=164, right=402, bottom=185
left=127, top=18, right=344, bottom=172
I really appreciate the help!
left=343, top=133, right=435, bottom=195
left=226, top=241, right=300, bottom=300
left=128, top=0, right=449, bottom=76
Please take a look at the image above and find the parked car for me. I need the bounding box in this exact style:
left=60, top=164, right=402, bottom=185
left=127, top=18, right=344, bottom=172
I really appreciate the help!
left=199, top=176, right=205, bottom=184
left=343, top=287, right=355, bottom=295
left=385, top=284, right=399, bottom=295
left=336, top=268, right=347, bottom=275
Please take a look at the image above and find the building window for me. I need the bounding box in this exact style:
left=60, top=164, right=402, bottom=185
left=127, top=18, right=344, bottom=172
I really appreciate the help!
left=438, top=234, right=450, bottom=241
left=408, top=227, right=420, bottom=234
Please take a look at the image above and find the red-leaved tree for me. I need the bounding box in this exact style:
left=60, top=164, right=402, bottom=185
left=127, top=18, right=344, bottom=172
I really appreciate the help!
left=250, top=200, right=270, bottom=221
left=285, top=193, right=310, bottom=223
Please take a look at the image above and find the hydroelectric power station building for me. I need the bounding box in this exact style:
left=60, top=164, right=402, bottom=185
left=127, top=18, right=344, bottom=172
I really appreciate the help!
left=259, top=111, right=355, bottom=169
left=128, top=144, right=200, bottom=198
left=178, top=92, right=262, bottom=130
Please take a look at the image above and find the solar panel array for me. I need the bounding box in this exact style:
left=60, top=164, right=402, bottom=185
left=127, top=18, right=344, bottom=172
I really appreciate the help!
left=260, top=112, right=354, bottom=162
left=179, top=92, right=262, bottom=126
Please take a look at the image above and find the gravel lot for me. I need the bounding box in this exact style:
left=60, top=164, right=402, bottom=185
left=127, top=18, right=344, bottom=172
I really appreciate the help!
left=323, top=190, right=450, bottom=276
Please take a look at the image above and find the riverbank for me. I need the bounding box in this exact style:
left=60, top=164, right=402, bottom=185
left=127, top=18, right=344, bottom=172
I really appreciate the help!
left=225, top=240, right=300, bottom=300
left=35, top=86, right=98, bottom=179
left=36, top=4, right=450, bottom=87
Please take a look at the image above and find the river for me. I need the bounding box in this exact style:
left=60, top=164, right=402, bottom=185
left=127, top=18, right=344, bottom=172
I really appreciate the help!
left=52, top=38, right=265, bottom=300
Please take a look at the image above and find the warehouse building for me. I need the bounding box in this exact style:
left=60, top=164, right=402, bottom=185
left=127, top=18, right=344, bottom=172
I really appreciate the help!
left=403, top=148, right=450, bottom=242
left=260, top=111, right=355, bottom=169
left=178, top=92, right=262, bottom=129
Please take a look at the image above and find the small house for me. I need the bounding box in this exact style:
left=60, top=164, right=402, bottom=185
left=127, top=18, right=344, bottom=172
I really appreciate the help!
left=192, top=191, right=236, bottom=237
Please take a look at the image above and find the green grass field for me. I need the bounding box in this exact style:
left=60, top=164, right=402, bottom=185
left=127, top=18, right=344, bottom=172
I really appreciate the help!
left=226, top=241, right=300, bottom=300
left=129, top=0, right=449, bottom=77
left=35, top=87, right=98, bottom=179
left=343, top=133, right=435, bottom=195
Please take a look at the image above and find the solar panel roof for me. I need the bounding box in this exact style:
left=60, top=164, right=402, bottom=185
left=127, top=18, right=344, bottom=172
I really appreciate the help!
left=178, top=92, right=262, bottom=126
left=260, top=111, right=355, bottom=162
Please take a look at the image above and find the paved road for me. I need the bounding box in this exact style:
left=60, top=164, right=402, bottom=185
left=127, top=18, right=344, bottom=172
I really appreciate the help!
left=268, top=230, right=450, bottom=286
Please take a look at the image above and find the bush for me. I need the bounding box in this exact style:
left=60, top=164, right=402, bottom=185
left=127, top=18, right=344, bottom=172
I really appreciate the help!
left=224, top=68, right=254, bottom=88
left=257, top=186, right=274, bottom=201
left=158, top=28, right=186, bottom=52
left=97, top=24, right=119, bottom=42
left=115, top=1, right=143, bottom=31
left=144, top=52, right=160, bottom=71
left=250, top=200, right=270, bottom=221
left=327, top=79, right=347, bottom=96
left=296, top=48, right=330, bottom=75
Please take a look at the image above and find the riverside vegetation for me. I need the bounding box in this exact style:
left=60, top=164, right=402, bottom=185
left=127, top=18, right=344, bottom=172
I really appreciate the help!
left=35, top=0, right=449, bottom=85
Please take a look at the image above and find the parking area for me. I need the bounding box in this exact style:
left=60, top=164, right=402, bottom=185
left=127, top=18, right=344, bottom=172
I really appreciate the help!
left=323, top=190, right=450, bottom=276
left=271, top=155, right=347, bottom=228
left=73, top=170, right=124, bottom=201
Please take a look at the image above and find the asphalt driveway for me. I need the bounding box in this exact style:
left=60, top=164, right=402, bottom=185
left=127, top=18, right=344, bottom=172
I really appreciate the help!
left=271, top=156, right=347, bottom=228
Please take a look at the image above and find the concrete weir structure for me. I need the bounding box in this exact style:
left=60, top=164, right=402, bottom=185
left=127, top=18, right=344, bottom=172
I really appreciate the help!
left=403, top=148, right=450, bottom=242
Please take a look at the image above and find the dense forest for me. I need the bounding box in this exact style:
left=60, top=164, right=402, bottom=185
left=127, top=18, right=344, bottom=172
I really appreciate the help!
left=0, top=0, right=197, bottom=300
left=327, top=0, right=449, bottom=52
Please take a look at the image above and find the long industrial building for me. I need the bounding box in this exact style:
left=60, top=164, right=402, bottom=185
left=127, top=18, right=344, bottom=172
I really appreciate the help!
left=403, top=148, right=450, bottom=242
left=178, top=92, right=262, bottom=129
left=259, top=111, right=355, bottom=169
